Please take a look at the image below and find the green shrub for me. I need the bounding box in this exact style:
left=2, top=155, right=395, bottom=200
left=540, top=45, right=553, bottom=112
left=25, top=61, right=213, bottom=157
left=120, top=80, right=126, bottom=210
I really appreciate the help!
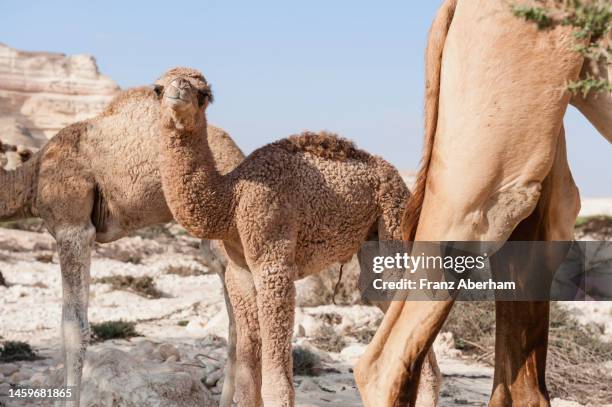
left=0, top=341, right=39, bottom=362
left=292, top=346, right=321, bottom=376
left=91, top=320, right=141, bottom=342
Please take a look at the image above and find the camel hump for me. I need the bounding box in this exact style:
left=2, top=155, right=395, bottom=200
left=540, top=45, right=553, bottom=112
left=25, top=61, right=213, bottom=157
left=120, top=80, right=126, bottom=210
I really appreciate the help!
left=276, top=131, right=371, bottom=162
left=101, top=87, right=156, bottom=117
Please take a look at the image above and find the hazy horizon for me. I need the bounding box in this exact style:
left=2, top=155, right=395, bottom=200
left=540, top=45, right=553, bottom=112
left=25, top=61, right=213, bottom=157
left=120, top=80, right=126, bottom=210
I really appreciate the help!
left=2, top=1, right=609, bottom=196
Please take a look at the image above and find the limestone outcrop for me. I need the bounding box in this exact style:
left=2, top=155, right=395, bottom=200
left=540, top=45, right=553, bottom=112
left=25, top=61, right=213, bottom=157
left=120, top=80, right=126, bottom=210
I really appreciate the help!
left=0, top=43, right=119, bottom=147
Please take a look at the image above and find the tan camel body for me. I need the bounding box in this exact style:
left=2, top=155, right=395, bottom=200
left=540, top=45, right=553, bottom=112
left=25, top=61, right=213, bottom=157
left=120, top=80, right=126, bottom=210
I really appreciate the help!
left=0, top=86, right=245, bottom=406
left=154, top=67, right=441, bottom=407
left=355, top=0, right=609, bottom=406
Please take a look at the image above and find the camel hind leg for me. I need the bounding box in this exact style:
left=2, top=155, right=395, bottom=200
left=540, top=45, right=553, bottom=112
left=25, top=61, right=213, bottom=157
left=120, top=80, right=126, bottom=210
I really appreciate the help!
left=199, top=240, right=237, bottom=407
left=54, top=223, right=95, bottom=407
left=490, top=127, right=580, bottom=407
left=36, top=162, right=96, bottom=407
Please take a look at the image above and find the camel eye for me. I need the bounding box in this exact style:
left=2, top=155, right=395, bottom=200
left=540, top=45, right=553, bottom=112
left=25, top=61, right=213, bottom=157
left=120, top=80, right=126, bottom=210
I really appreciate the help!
left=153, top=85, right=164, bottom=98
left=197, top=90, right=208, bottom=106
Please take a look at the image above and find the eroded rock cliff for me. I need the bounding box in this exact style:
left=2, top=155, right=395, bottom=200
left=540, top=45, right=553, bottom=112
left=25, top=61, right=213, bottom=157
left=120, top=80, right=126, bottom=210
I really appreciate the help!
left=0, top=43, right=119, bottom=147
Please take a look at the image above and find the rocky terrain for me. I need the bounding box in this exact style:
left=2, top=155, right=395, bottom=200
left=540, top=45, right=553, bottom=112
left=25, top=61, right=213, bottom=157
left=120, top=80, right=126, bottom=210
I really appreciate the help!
left=0, top=43, right=119, bottom=147
left=0, top=217, right=610, bottom=407
left=0, top=42, right=610, bottom=407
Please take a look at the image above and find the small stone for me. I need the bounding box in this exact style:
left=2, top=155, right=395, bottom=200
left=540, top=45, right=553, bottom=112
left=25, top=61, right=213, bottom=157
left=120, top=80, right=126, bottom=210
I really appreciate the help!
left=204, top=369, right=223, bottom=387
left=18, top=368, right=33, bottom=379
left=157, top=343, right=180, bottom=362
left=212, top=380, right=224, bottom=395
left=9, top=371, right=24, bottom=383
left=293, top=324, right=306, bottom=339
left=29, top=372, right=46, bottom=386
left=165, top=355, right=179, bottom=363
left=204, top=363, right=220, bottom=376
left=0, top=363, right=18, bottom=376
left=340, top=343, right=366, bottom=360
left=0, top=382, right=11, bottom=395
left=299, top=378, right=320, bottom=392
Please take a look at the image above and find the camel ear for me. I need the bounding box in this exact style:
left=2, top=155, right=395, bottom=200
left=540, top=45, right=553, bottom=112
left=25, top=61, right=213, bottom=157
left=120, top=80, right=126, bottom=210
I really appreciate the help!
left=153, top=85, right=164, bottom=99
left=197, top=88, right=214, bottom=107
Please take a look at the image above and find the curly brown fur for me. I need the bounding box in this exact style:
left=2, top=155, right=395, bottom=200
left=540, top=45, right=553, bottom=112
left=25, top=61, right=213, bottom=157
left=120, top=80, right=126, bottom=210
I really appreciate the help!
left=274, top=131, right=372, bottom=162
left=101, top=87, right=156, bottom=117
left=156, top=67, right=441, bottom=407
left=0, top=69, right=245, bottom=407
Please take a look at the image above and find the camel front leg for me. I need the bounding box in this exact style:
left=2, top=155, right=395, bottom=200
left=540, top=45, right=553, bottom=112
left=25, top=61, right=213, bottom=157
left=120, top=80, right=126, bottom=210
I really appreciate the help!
left=225, top=260, right=263, bottom=407
left=252, top=262, right=296, bottom=407
left=368, top=299, right=442, bottom=406
left=56, top=224, right=95, bottom=407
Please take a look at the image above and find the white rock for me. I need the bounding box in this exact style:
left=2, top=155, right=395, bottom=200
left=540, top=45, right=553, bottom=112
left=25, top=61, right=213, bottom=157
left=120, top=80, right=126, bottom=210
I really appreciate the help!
left=29, top=372, right=46, bottom=386
left=296, top=313, right=328, bottom=338
left=299, top=377, right=321, bottom=392
left=551, top=398, right=585, bottom=407
left=156, top=343, right=181, bottom=362
left=339, top=343, right=366, bottom=361
left=204, top=368, right=223, bottom=387
left=9, top=371, right=25, bottom=383
left=0, top=363, right=18, bottom=376
left=202, top=310, right=229, bottom=340
left=18, top=367, right=33, bottom=379
left=165, top=355, right=179, bottom=363
left=78, top=347, right=215, bottom=407
left=434, top=332, right=461, bottom=359
left=0, top=43, right=119, bottom=144
left=293, top=324, right=306, bottom=339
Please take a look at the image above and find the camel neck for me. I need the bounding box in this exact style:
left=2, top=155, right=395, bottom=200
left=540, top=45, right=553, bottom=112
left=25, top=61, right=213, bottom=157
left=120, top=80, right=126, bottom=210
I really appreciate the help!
left=159, top=118, right=232, bottom=239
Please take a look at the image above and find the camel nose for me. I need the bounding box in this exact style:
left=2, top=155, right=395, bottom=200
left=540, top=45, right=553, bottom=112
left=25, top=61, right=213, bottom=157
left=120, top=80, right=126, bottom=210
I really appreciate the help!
left=166, top=78, right=193, bottom=101
left=170, top=78, right=192, bottom=91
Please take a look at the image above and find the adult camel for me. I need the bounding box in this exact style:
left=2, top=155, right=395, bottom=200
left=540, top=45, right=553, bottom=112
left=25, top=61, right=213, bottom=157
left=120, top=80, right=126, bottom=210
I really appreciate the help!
left=354, top=0, right=610, bottom=406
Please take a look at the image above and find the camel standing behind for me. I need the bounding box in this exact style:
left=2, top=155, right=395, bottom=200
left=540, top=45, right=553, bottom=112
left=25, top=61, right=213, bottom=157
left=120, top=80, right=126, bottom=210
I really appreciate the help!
left=355, top=0, right=610, bottom=406
left=0, top=86, right=245, bottom=406
left=154, top=67, right=441, bottom=407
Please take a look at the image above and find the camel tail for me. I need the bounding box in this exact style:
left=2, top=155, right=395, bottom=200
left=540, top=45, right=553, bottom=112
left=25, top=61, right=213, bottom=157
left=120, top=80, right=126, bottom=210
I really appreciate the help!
left=0, top=153, right=40, bottom=221
left=401, top=0, right=458, bottom=241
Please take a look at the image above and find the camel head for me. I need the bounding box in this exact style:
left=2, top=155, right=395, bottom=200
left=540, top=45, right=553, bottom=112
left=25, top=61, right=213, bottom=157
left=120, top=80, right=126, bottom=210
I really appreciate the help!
left=154, top=67, right=213, bottom=132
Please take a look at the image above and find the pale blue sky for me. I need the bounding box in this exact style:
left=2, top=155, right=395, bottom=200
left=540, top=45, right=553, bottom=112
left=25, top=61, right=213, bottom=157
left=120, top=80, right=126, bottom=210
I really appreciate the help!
left=1, top=1, right=609, bottom=196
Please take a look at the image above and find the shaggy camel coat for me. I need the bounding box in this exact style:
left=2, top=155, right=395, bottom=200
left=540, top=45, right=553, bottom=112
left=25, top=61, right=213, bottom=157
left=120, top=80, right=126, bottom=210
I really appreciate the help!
left=355, top=1, right=609, bottom=406
left=0, top=85, right=245, bottom=407
left=154, top=67, right=440, bottom=407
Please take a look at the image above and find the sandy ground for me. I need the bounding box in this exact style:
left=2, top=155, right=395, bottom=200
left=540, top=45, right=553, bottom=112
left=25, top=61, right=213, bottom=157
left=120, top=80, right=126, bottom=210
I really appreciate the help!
left=0, top=222, right=610, bottom=406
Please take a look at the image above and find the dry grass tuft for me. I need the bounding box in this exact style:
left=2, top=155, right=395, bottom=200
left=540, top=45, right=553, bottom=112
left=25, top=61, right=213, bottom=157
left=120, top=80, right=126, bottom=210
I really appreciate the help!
left=443, top=302, right=612, bottom=405
left=91, top=320, right=141, bottom=342
left=0, top=341, right=39, bottom=362
left=575, top=215, right=612, bottom=240
left=93, top=275, right=163, bottom=299
left=164, top=264, right=203, bottom=277
left=0, top=219, right=45, bottom=232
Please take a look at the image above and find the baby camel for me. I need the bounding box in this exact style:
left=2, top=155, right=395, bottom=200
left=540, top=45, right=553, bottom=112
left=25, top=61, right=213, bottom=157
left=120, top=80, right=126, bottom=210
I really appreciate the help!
left=155, top=67, right=440, bottom=407
left=0, top=80, right=244, bottom=406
